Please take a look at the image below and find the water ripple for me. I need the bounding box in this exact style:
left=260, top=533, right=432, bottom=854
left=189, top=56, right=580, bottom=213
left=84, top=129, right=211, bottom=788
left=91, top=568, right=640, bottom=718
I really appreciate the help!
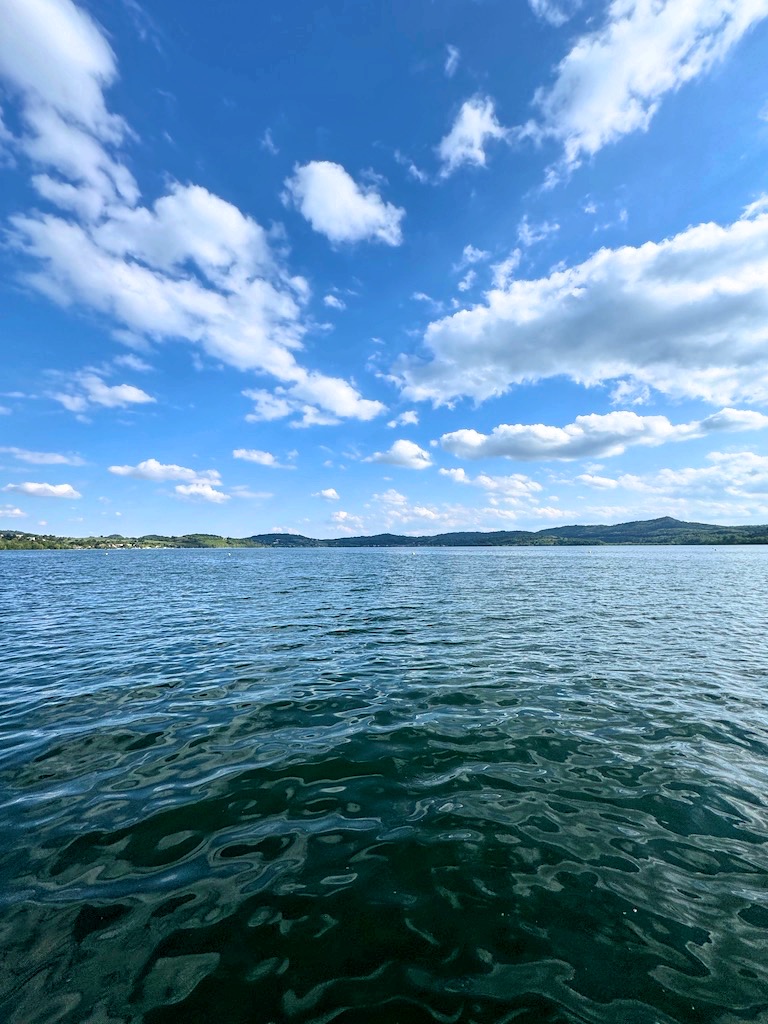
left=1, top=546, right=768, bottom=1023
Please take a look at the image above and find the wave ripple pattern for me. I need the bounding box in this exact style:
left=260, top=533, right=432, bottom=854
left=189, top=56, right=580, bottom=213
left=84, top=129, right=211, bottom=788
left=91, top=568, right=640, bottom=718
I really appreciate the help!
left=1, top=547, right=768, bottom=1024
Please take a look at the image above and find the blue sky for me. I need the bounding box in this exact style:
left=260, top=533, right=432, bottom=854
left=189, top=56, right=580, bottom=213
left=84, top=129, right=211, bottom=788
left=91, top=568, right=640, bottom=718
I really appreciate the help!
left=2, top=0, right=768, bottom=538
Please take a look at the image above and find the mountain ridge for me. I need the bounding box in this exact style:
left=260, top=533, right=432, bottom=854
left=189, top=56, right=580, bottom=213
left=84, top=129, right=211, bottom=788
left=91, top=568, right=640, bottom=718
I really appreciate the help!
left=3, top=516, right=768, bottom=549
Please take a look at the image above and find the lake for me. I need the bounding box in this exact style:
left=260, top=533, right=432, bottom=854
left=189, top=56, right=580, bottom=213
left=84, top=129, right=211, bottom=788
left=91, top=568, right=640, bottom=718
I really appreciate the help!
left=1, top=546, right=767, bottom=1023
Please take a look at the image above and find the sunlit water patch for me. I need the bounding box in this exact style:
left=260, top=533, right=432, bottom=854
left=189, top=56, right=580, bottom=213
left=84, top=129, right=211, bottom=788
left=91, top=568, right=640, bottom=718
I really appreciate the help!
left=1, top=546, right=767, bottom=1023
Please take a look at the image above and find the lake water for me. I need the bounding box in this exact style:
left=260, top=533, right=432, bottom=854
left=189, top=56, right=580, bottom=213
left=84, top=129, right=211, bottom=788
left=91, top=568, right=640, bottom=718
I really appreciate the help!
left=1, top=546, right=767, bottom=1024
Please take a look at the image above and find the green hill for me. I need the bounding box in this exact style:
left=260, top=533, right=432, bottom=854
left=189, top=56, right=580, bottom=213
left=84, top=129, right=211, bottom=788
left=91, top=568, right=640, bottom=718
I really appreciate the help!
left=3, top=517, right=768, bottom=550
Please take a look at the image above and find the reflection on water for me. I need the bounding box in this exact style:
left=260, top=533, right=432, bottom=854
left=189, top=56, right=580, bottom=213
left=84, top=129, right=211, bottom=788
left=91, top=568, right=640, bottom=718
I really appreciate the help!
left=1, top=546, right=767, bottom=1023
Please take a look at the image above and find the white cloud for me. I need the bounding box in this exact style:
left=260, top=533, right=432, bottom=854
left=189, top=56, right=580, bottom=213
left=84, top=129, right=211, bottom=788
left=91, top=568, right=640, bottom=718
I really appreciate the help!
left=323, top=294, right=346, bottom=310
left=610, top=379, right=651, bottom=406
left=242, top=376, right=384, bottom=428
left=0, top=6, right=382, bottom=423
left=528, top=0, right=582, bottom=26
left=528, top=0, right=768, bottom=171
left=52, top=372, right=155, bottom=413
left=284, top=161, right=404, bottom=245
left=397, top=209, right=768, bottom=407
left=232, top=448, right=292, bottom=469
left=0, top=504, right=27, bottom=518
left=367, top=487, right=533, bottom=532
left=3, top=481, right=80, bottom=498
left=490, top=250, right=522, bottom=289
left=175, top=482, right=229, bottom=503
left=260, top=128, right=278, bottom=155
left=0, top=0, right=135, bottom=210
left=365, top=439, right=433, bottom=470
left=313, top=488, right=340, bottom=501
left=112, top=353, right=152, bottom=372
left=444, top=45, right=460, bottom=77
left=578, top=450, right=768, bottom=503
left=576, top=473, right=620, bottom=489
left=457, top=270, right=477, bottom=292
left=242, top=389, right=295, bottom=422
left=411, top=292, right=443, bottom=312
left=370, top=488, right=441, bottom=526
left=92, top=182, right=273, bottom=282
left=441, top=408, right=768, bottom=461
left=229, top=486, right=273, bottom=500
left=439, top=467, right=543, bottom=499
left=742, top=194, right=768, bottom=219
left=394, top=149, right=430, bottom=184
left=330, top=509, right=364, bottom=533
left=437, top=97, right=508, bottom=177
left=387, top=410, right=419, bottom=428
left=109, top=459, right=221, bottom=484
left=0, top=446, right=83, bottom=465
left=517, top=215, right=559, bottom=247
left=456, top=244, right=490, bottom=269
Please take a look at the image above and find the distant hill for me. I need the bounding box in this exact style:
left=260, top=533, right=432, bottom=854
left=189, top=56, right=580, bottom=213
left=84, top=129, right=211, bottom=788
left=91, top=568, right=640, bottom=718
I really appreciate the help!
left=251, top=517, right=768, bottom=548
left=5, top=516, right=767, bottom=550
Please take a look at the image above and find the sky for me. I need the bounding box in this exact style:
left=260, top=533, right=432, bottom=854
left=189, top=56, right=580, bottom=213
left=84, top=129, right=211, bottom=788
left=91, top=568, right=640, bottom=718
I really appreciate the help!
left=2, top=0, right=768, bottom=538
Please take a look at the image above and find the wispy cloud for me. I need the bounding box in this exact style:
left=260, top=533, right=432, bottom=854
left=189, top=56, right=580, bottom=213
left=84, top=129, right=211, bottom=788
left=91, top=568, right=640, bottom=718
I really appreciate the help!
left=0, top=446, right=84, bottom=465
left=526, top=0, right=768, bottom=173
left=3, top=481, right=81, bottom=499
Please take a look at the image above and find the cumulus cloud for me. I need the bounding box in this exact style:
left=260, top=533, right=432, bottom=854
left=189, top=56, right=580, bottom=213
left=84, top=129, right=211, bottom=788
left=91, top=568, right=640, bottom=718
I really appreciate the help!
left=284, top=161, right=404, bottom=245
left=109, top=459, right=221, bottom=484
left=578, top=450, right=768, bottom=501
left=0, top=1, right=381, bottom=424
left=371, top=488, right=441, bottom=526
left=0, top=446, right=84, bottom=465
left=437, top=97, right=508, bottom=177
left=439, top=467, right=543, bottom=499
left=52, top=372, right=155, bottom=413
left=242, top=375, right=384, bottom=428
left=527, top=0, right=768, bottom=171
left=313, top=488, right=340, bottom=501
left=368, top=487, right=538, bottom=531
left=323, top=294, right=346, bottom=310
left=175, top=482, right=229, bottom=503
left=242, top=390, right=295, bottom=423
left=2, top=481, right=81, bottom=498
left=232, top=449, right=292, bottom=469
left=365, top=439, right=433, bottom=470
left=330, top=509, right=364, bottom=533
left=0, top=0, right=136, bottom=210
left=441, top=408, right=768, bottom=461
left=387, top=410, right=419, bottom=428
left=397, top=209, right=768, bottom=406
left=0, top=504, right=27, bottom=518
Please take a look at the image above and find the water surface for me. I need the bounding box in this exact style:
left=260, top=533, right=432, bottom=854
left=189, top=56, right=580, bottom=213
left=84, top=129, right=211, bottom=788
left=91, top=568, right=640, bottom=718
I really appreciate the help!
left=1, top=546, right=767, bottom=1023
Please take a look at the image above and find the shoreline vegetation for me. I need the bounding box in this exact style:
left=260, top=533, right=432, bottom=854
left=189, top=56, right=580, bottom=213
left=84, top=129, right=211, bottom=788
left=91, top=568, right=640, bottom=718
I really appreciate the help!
left=3, top=516, right=768, bottom=550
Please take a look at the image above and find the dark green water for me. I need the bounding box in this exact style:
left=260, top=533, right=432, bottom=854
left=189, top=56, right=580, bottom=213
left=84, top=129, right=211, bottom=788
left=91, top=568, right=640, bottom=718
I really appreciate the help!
left=1, top=547, right=767, bottom=1024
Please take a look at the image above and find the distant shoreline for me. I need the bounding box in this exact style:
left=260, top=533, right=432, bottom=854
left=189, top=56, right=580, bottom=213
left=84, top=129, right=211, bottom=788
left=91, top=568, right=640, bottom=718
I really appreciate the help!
left=3, top=516, right=768, bottom=550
